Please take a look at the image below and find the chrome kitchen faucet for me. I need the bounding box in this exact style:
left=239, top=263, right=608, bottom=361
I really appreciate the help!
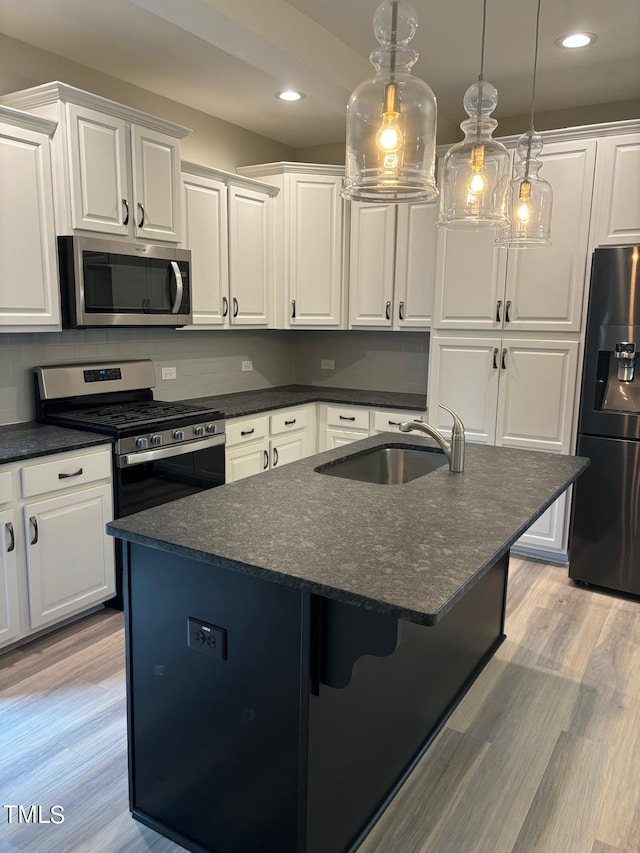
left=400, top=405, right=465, bottom=473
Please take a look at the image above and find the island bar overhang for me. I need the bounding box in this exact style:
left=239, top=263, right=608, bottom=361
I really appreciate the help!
left=109, top=436, right=589, bottom=853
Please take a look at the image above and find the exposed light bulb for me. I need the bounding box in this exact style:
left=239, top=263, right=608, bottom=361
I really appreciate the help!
left=468, top=171, right=487, bottom=194
left=376, top=113, right=403, bottom=154
left=516, top=179, right=532, bottom=225
left=516, top=201, right=531, bottom=223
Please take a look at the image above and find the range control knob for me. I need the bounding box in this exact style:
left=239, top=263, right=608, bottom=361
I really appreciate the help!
left=173, top=429, right=185, bottom=441
left=205, top=422, right=217, bottom=434
left=136, top=437, right=148, bottom=450
left=150, top=435, right=162, bottom=446
left=193, top=425, right=205, bottom=437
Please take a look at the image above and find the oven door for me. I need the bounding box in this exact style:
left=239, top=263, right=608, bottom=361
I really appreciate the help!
left=115, top=437, right=225, bottom=518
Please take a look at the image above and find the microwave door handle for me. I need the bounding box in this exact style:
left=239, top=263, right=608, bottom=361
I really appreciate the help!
left=169, top=261, right=183, bottom=314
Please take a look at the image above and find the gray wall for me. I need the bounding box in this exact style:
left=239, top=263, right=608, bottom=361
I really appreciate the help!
left=0, top=329, right=428, bottom=425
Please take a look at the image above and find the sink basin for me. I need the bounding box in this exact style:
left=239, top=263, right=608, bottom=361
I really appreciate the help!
left=315, top=445, right=447, bottom=485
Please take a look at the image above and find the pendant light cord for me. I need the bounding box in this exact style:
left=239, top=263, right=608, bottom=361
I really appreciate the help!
left=390, top=0, right=398, bottom=79
left=524, top=0, right=542, bottom=178
left=478, top=0, right=487, bottom=81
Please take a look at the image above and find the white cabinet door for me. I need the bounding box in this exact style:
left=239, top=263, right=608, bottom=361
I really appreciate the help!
left=23, top=484, right=115, bottom=630
left=131, top=125, right=181, bottom=242
left=228, top=185, right=273, bottom=327
left=271, top=432, right=306, bottom=469
left=504, top=139, right=596, bottom=332
left=427, top=334, right=502, bottom=444
left=225, top=440, right=270, bottom=482
left=394, top=201, right=438, bottom=329
left=182, top=172, right=229, bottom=326
left=67, top=103, right=129, bottom=235
left=0, top=509, right=20, bottom=647
left=0, top=119, right=60, bottom=327
left=324, top=429, right=369, bottom=450
left=515, top=493, right=568, bottom=555
left=591, top=132, right=640, bottom=246
left=289, top=174, right=343, bottom=327
left=434, top=229, right=507, bottom=329
left=496, top=338, right=579, bottom=453
left=349, top=202, right=396, bottom=327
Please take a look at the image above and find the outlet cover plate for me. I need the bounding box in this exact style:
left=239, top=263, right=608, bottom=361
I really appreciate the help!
left=241, top=360, right=253, bottom=372
left=320, top=359, right=335, bottom=370
left=161, top=366, right=177, bottom=380
left=188, top=617, right=227, bottom=660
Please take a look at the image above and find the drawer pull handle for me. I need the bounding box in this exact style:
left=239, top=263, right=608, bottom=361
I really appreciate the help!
left=501, top=348, right=508, bottom=370
left=284, top=419, right=296, bottom=426
left=496, top=300, right=502, bottom=323
left=291, top=299, right=296, bottom=319
left=388, top=420, right=401, bottom=426
left=339, top=415, right=356, bottom=421
left=232, top=297, right=239, bottom=317
left=263, top=450, right=269, bottom=470
left=398, top=301, right=405, bottom=321
left=493, top=347, right=499, bottom=369
left=222, top=296, right=229, bottom=317
left=385, top=300, right=391, bottom=320
left=5, top=522, right=14, bottom=553
left=58, top=468, right=83, bottom=480
left=273, top=447, right=279, bottom=467
left=240, top=428, right=255, bottom=437
left=30, top=516, right=38, bottom=545
left=505, top=300, right=511, bottom=323
left=137, top=202, right=145, bottom=228
left=121, top=198, right=129, bottom=226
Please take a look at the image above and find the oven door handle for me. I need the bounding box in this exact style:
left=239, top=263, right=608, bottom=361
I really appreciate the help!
left=117, top=434, right=225, bottom=467
left=170, top=261, right=184, bottom=314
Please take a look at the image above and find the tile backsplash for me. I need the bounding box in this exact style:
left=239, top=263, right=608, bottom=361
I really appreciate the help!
left=0, top=328, right=429, bottom=425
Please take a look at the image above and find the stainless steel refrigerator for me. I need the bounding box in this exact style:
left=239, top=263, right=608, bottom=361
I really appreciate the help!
left=570, top=245, right=640, bottom=595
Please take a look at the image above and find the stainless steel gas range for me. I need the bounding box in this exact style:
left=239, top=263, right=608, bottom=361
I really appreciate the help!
left=34, top=359, right=226, bottom=606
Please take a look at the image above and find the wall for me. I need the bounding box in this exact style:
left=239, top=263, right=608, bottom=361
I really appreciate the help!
left=292, top=331, right=429, bottom=395
left=0, top=34, right=293, bottom=171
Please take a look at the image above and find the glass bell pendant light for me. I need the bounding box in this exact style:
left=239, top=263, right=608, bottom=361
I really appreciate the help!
left=342, top=0, right=438, bottom=203
left=437, top=0, right=510, bottom=229
left=496, top=0, right=552, bottom=247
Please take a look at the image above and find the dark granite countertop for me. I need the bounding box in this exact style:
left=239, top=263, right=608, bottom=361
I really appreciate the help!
left=183, top=385, right=427, bottom=418
left=108, top=434, right=588, bottom=626
left=0, top=422, right=112, bottom=464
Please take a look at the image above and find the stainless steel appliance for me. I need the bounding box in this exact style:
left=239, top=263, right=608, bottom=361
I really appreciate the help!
left=58, top=235, right=192, bottom=328
left=34, top=359, right=225, bottom=605
left=570, top=246, right=640, bottom=595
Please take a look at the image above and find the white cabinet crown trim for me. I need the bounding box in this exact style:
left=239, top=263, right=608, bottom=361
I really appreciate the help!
left=1, top=81, right=191, bottom=139
left=237, top=161, right=344, bottom=178
left=0, top=105, right=57, bottom=136
left=181, top=160, right=279, bottom=196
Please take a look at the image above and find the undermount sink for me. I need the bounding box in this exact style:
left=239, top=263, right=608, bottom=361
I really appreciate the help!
left=315, top=445, right=447, bottom=485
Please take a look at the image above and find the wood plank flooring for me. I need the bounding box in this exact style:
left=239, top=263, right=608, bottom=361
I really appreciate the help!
left=1, top=558, right=638, bottom=852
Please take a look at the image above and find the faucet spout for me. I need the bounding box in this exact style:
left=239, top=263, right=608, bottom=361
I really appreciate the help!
left=399, top=404, right=465, bottom=473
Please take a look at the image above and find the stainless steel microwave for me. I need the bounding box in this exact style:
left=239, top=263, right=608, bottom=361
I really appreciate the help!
left=58, top=235, right=192, bottom=328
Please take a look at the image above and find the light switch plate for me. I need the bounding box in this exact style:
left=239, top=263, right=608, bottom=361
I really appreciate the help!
left=241, top=360, right=253, bottom=372
left=161, top=366, right=177, bottom=380
left=321, top=359, right=335, bottom=370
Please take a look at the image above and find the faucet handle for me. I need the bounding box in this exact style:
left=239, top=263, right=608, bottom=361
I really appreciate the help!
left=439, top=404, right=465, bottom=437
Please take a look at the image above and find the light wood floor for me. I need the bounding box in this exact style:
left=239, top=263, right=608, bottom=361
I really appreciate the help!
left=1, top=558, right=638, bottom=852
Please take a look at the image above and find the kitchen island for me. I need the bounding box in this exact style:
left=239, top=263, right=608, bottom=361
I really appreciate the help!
left=108, top=434, right=587, bottom=853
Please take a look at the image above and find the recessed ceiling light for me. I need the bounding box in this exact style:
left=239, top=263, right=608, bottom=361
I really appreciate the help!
left=556, top=32, right=597, bottom=49
left=276, top=90, right=305, bottom=102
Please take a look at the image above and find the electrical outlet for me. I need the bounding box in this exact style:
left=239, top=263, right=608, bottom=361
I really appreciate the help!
left=320, top=359, right=335, bottom=370
left=161, top=366, right=177, bottom=380
left=241, top=360, right=253, bottom=372
left=188, top=617, right=227, bottom=660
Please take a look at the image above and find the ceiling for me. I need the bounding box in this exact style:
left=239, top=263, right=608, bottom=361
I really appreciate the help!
left=0, top=0, right=638, bottom=148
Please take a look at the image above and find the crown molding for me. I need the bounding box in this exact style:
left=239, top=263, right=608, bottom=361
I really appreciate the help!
left=237, top=161, right=344, bottom=178
left=0, top=105, right=57, bottom=136
left=181, top=160, right=280, bottom=195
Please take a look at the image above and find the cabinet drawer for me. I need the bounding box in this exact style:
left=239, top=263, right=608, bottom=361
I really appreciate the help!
left=325, top=406, right=370, bottom=431
left=225, top=415, right=270, bottom=447
left=270, top=408, right=307, bottom=435
left=372, top=409, right=426, bottom=434
left=0, top=470, right=13, bottom=506
left=21, top=447, right=111, bottom=498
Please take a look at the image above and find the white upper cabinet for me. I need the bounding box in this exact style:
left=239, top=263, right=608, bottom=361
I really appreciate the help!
left=349, top=200, right=437, bottom=329
left=0, top=107, right=60, bottom=329
left=181, top=163, right=278, bottom=329
left=590, top=131, right=640, bottom=246
left=1, top=82, right=189, bottom=243
left=237, top=163, right=345, bottom=329
left=434, top=138, right=597, bottom=334
left=228, top=183, right=274, bottom=326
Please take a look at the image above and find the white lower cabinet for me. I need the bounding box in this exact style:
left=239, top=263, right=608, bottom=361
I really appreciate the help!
left=225, top=406, right=316, bottom=483
left=318, top=405, right=371, bottom=451
left=0, top=445, right=115, bottom=652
